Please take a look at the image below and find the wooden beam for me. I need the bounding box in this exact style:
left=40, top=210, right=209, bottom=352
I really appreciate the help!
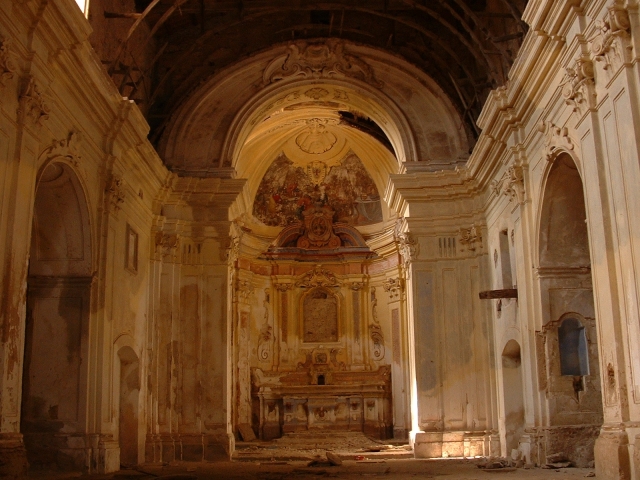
left=479, top=289, right=518, bottom=300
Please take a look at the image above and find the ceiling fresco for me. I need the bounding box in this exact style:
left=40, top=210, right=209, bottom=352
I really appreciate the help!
left=252, top=151, right=382, bottom=227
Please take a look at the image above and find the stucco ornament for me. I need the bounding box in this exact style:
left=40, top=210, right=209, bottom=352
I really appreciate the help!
left=296, top=118, right=338, bottom=154
left=296, top=265, right=339, bottom=288
left=264, top=39, right=384, bottom=88
left=369, top=287, right=385, bottom=361
left=394, top=219, right=419, bottom=277
left=492, top=166, right=525, bottom=204
left=258, top=289, right=273, bottom=362
left=0, top=36, right=17, bottom=87
left=382, top=277, right=403, bottom=300
left=560, top=57, right=595, bottom=115
left=42, top=131, right=83, bottom=167
left=539, top=121, right=574, bottom=162
left=297, top=205, right=341, bottom=249
left=237, top=279, right=255, bottom=302
left=106, top=174, right=126, bottom=212
left=155, top=232, right=179, bottom=257
left=590, top=0, right=632, bottom=76
left=459, top=224, right=482, bottom=252
left=18, top=77, right=50, bottom=125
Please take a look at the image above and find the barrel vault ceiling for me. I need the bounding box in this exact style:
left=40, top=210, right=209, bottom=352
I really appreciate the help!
left=89, top=0, right=529, bottom=146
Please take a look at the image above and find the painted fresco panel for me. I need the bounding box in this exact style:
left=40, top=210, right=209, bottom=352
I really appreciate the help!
left=253, top=152, right=382, bottom=226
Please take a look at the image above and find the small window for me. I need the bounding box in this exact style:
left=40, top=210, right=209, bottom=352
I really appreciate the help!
left=558, top=317, right=589, bottom=376
left=75, top=0, right=88, bottom=16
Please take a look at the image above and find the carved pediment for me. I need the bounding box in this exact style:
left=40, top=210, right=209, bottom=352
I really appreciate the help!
left=262, top=204, right=375, bottom=261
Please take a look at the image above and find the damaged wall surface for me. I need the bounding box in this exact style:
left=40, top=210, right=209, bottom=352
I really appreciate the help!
left=2, top=0, right=640, bottom=479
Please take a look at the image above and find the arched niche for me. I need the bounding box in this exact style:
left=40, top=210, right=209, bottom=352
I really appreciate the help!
left=501, top=339, right=524, bottom=455
left=300, top=287, right=340, bottom=344
left=536, top=154, right=603, bottom=462
left=117, top=346, right=141, bottom=467
left=558, top=317, right=589, bottom=377
left=22, top=162, right=93, bottom=470
left=29, top=161, right=92, bottom=277
left=538, top=154, right=590, bottom=269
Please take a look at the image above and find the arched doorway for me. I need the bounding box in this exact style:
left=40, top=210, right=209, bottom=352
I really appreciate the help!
left=536, top=153, right=603, bottom=466
left=21, top=162, right=92, bottom=470
left=501, top=339, right=525, bottom=454
left=118, top=346, right=140, bottom=467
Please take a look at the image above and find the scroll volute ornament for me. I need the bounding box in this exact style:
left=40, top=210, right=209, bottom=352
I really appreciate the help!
left=560, top=57, right=595, bottom=115
left=590, top=0, right=632, bottom=74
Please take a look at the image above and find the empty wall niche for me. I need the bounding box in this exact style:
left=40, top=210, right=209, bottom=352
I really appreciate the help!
left=558, top=317, right=589, bottom=376
left=499, top=229, right=513, bottom=288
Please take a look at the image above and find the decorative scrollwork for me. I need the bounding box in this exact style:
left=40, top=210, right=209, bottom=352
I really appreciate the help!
left=264, top=39, right=383, bottom=88
left=394, top=219, right=419, bottom=277
left=258, top=289, right=273, bottom=362
left=590, top=0, right=632, bottom=77
left=0, top=36, right=17, bottom=87
left=560, top=57, right=595, bottom=116
left=459, top=224, right=482, bottom=252
left=539, top=121, right=575, bottom=162
left=18, top=77, right=50, bottom=126
left=491, top=166, right=525, bottom=204
left=106, top=174, right=126, bottom=212
left=382, top=278, right=403, bottom=300
left=296, top=264, right=339, bottom=288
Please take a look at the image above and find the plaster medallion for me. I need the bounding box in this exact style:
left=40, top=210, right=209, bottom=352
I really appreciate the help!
left=295, top=118, right=338, bottom=154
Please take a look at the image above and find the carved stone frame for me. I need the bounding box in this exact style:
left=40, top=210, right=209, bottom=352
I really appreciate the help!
left=298, top=286, right=342, bottom=345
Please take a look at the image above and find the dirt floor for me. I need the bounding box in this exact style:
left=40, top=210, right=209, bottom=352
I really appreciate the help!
left=26, top=459, right=598, bottom=480
left=25, top=433, right=598, bottom=479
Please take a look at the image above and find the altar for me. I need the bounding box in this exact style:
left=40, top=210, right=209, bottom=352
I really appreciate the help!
left=253, top=365, right=392, bottom=440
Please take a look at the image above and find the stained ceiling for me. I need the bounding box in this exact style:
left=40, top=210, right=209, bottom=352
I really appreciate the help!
left=90, top=0, right=528, bottom=145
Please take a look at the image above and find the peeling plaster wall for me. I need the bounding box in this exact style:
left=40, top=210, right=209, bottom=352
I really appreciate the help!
left=0, top=0, right=167, bottom=474
left=5, top=1, right=640, bottom=479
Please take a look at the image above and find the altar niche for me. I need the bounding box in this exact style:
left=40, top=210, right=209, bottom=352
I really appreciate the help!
left=302, top=287, right=339, bottom=343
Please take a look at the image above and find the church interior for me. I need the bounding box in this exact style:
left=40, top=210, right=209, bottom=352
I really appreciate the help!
left=2, top=0, right=640, bottom=478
